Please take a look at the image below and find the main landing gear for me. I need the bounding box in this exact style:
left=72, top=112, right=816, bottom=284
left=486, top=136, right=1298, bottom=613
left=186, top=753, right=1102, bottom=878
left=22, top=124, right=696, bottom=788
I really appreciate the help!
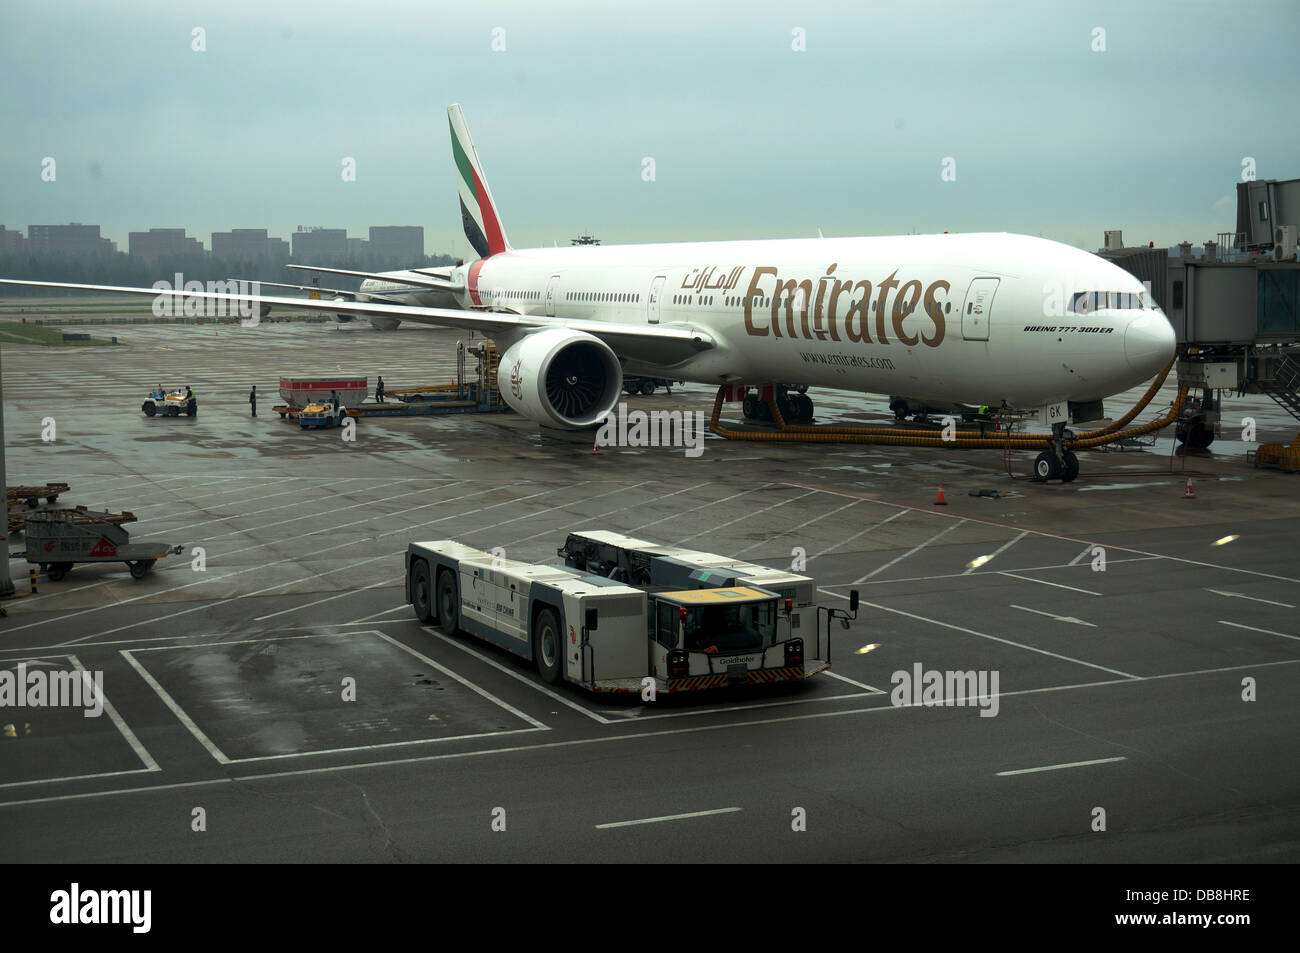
left=1033, top=422, right=1079, bottom=483
left=742, top=385, right=814, bottom=425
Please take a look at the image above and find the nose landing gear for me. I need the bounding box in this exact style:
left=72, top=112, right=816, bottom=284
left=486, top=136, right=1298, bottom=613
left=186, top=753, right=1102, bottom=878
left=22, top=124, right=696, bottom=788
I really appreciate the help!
left=1033, top=423, right=1079, bottom=483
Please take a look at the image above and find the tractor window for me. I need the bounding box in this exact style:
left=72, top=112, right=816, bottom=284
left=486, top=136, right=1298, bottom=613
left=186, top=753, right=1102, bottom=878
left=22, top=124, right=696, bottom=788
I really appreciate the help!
left=682, top=600, right=775, bottom=654
left=655, top=601, right=678, bottom=648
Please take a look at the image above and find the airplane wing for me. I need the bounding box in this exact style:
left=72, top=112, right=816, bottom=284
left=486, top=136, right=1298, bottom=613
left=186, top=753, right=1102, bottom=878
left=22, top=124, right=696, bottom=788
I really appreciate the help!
left=0, top=279, right=714, bottom=366
left=286, top=264, right=460, bottom=292
left=236, top=280, right=357, bottom=299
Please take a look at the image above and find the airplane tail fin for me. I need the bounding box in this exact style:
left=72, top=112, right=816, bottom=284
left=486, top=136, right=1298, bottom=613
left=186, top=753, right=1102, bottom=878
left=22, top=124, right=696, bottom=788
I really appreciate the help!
left=447, top=104, right=511, bottom=259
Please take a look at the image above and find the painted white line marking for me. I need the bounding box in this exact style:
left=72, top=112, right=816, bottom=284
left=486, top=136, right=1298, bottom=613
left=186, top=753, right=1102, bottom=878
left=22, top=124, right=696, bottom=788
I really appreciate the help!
left=596, top=807, right=742, bottom=829
left=821, top=509, right=909, bottom=558
left=1206, top=589, right=1295, bottom=608
left=1077, top=482, right=1174, bottom=492
left=627, top=483, right=755, bottom=534
left=820, top=589, right=1131, bottom=677
left=0, top=654, right=160, bottom=789
left=676, top=490, right=818, bottom=545
left=48, top=481, right=602, bottom=643
left=373, top=630, right=549, bottom=731
left=70, top=654, right=160, bottom=772
left=345, top=604, right=411, bottom=624
left=854, top=519, right=968, bottom=584
left=824, top=671, right=886, bottom=694
left=121, top=649, right=231, bottom=764
left=253, top=578, right=394, bottom=622
left=732, top=498, right=861, bottom=557
left=1010, top=605, right=1096, bottom=627
left=781, top=481, right=1300, bottom=584
left=2, top=657, right=1296, bottom=810
left=122, top=628, right=549, bottom=757
left=999, top=572, right=1101, bottom=596
left=825, top=556, right=1158, bottom=590
left=19, top=482, right=511, bottom=639
left=1218, top=621, right=1300, bottom=643
left=963, top=531, right=1028, bottom=574
left=425, top=627, right=611, bottom=725
left=626, top=691, right=882, bottom=722
left=1068, top=544, right=1095, bottom=567
left=997, top=756, right=1127, bottom=776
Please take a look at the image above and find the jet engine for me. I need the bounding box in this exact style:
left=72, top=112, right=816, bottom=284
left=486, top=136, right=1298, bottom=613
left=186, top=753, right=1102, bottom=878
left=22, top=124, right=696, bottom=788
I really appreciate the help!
left=333, top=295, right=354, bottom=323
left=497, top=328, right=623, bottom=429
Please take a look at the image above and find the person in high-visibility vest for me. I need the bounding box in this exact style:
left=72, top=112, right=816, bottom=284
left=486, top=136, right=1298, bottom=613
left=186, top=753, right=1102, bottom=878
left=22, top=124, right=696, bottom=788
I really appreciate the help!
left=976, top=404, right=992, bottom=437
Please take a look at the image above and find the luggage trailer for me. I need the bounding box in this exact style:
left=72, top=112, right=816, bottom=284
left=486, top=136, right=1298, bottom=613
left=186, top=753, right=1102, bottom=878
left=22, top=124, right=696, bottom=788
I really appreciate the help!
left=406, top=539, right=849, bottom=694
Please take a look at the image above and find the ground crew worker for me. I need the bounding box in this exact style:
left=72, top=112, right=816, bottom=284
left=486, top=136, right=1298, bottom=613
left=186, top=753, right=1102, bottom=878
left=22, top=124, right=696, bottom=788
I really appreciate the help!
left=976, top=404, right=992, bottom=437
left=376, top=376, right=385, bottom=403
left=249, top=385, right=257, bottom=417
left=330, top=390, right=340, bottom=412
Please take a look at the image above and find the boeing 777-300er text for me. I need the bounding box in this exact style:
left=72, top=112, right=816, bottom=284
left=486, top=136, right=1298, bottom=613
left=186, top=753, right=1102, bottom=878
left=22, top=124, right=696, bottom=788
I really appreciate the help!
left=1, top=104, right=1176, bottom=480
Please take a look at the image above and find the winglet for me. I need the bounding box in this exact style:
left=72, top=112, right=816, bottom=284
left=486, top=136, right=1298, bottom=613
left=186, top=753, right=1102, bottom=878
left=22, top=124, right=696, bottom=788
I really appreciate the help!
left=448, top=104, right=510, bottom=259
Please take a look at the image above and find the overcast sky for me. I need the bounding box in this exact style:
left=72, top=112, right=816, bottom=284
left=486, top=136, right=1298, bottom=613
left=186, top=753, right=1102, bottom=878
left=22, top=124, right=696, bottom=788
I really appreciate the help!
left=2, top=0, right=1296, bottom=258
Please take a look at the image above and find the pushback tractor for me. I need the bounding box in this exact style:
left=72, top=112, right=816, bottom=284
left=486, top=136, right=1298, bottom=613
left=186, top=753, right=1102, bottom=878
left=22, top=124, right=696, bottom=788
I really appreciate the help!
left=405, top=531, right=858, bottom=694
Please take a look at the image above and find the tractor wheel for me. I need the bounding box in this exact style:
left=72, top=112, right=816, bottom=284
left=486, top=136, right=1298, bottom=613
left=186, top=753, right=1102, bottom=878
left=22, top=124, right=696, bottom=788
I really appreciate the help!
left=410, top=559, right=433, bottom=623
left=533, top=607, right=563, bottom=684
left=435, top=569, right=459, bottom=636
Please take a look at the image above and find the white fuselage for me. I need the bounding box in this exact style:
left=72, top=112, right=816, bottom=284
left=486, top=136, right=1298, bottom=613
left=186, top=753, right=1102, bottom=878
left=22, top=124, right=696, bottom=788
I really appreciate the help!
left=358, top=274, right=448, bottom=307
left=450, top=232, right=1175, bottom=408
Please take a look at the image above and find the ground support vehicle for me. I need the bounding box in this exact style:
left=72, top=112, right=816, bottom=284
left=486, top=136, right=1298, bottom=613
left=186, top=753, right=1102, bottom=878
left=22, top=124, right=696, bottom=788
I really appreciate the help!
left=24, top=507, right=182, bottom=580
left=141, top=389, right=197, bottom=417
left=7, top=482, right=69, bottom=508
left=273, top=346, right=508, bottom=421
left=277, top=376, right=369, bottom=409
left=406, top=536, right=850, bottom=694
left=297, top=403, right=349, bottom=429
left=556, top=530, right=818, bottom=648
left=622, top=376, right=679, bottom=396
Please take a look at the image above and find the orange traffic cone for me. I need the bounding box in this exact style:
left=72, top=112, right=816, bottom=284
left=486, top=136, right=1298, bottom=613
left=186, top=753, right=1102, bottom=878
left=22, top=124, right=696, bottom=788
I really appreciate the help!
left=934, top=483, right=948, bottom=505
left=592, top=439, right=600, bottom=455
left=1184, top=479, right=1195, bottom=499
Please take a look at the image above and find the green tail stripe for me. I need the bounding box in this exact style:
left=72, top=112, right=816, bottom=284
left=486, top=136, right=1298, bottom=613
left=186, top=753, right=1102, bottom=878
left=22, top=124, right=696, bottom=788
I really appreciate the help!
left=449, top=116, right=478, bottom=206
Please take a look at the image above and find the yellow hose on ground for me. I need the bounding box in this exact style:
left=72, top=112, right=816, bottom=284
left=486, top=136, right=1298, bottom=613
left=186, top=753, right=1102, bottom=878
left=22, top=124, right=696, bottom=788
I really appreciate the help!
left=706, top=380, right=1188, bottom=452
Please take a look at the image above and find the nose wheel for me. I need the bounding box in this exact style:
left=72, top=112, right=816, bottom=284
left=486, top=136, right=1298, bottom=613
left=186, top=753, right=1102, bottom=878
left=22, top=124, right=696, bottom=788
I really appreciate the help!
left=1033, top=423, right=1079, bottom=483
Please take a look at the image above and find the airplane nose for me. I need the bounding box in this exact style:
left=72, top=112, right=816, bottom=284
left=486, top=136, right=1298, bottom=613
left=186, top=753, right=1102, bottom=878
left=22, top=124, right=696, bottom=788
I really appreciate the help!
left=1124, top=313, right=1176, bottom=376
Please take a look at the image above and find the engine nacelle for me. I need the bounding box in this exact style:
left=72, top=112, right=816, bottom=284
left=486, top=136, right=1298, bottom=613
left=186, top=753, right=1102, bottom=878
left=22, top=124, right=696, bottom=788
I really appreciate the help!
left=498, top=328, right=622, bottom=429
left=333, top=295, right=354, bottom=323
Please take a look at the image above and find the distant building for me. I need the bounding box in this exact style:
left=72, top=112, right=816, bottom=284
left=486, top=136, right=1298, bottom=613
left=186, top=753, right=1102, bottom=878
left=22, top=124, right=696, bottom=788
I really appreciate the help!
left=291, top=227, right=348, bottom=264
left=26, top=223, right=115, bottom=258
left=369, top=226, right=424, bottom=265
left=128, top=227, right=203, bottom=262
left=267, top=237, right=290, bottom=263
left=212, top=228, right=271, bottom=263
left=347, top=237, right=368, bottom=260
left=0, top=225, right=25, bottom=255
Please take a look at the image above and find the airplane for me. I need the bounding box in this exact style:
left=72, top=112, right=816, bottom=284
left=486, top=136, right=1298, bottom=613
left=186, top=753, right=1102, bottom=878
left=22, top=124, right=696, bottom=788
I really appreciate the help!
left=239, top=264, right=461, bottom=330
left=1, top=104, right=1176, bottom=481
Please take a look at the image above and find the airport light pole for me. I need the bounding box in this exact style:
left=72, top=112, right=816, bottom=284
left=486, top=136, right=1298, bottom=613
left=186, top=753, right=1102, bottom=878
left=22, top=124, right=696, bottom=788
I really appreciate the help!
left=0, top=343, right=14, bottom=598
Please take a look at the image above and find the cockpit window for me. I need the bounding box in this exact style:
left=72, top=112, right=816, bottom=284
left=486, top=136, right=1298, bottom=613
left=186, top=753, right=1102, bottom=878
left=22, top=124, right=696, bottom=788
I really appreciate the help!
left=1069, top=291, right=1146, bottom=313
